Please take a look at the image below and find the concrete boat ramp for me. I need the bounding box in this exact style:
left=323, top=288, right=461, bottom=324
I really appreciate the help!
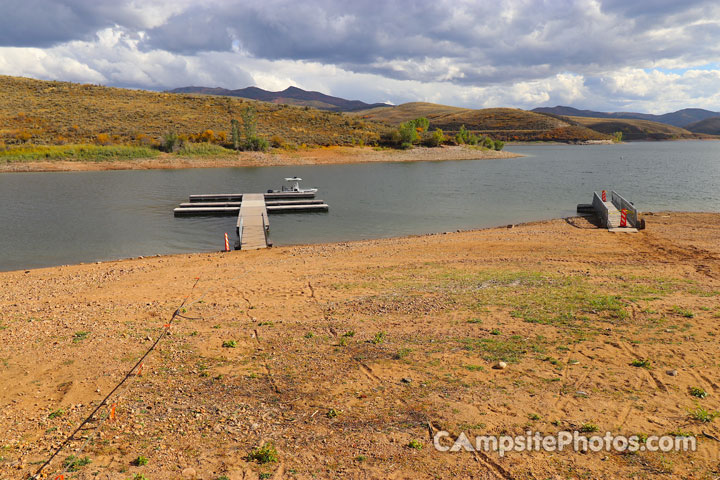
left=174, top=191, right=328, bottom=250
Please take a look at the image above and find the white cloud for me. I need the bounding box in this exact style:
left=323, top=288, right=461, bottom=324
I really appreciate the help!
left=0, top=0, right=719, bottom=113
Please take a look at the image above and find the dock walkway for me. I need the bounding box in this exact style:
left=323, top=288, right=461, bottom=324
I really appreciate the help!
left=237, top=193, right=270, bottom=250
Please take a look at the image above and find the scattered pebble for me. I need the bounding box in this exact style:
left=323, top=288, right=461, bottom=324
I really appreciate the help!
left=181, top=467, right=196, bottom=478
left=666, top=369, right=679, bottom=376
left=401, top=377, right=412, bottom=384
left=493, top=361, right=507, bottom=370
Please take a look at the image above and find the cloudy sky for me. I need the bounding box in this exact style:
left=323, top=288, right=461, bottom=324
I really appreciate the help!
left=1, top=0, right=719, bottom=113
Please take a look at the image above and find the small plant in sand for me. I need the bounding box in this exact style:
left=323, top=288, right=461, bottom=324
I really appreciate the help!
left=132, top=455, right=148, bottom=466
left=688, top=406, right=719, bottom=423
left=394, top=348, right=412, bottom=360
left=671, top=306, right=694, bottom=318
left=528, top=413, right=541, bottom=421
left=73, top=331, right=89, bottom=342
left=48, top=409, right=64, bottom=419
left=304, top=332, right=315, bottom=339
left=64, top=455, right=91, bottom=471
left=579, top=423, right=599, bottom=433
left=630, top=358, right=651, bottom=368
left=326, top=408, right=340, bottom=418
left=408, top=439, right=423, bottom=449
left=371, top=331, right=386, bottom=344
left=221, top=340, right=237, bottom=348
left=247, top=443, right=278, bottom=464
left=689, top=387, right=708, bottom=399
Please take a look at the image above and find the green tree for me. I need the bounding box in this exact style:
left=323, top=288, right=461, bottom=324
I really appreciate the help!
left=240, top=107, right=257, bottom=141
left=398, top=121, right=419, bottom=145
left=456, top=125, right=479, bottom=145
left=411, top=117, right=429, bottom=132
left=613, top=131, right=623, bottom=143
left=426, top=128, right=444, bottom=147
left=161, top=131, right=178, bottom=152
left=239, top=107, right=269, bottom=151
left=231, top=119, right=240, bottom=150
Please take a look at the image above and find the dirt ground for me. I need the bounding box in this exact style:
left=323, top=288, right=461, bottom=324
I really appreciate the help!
left=1, top=212, right=719, bottom=479
left=0, top=146, right=519, bottom=173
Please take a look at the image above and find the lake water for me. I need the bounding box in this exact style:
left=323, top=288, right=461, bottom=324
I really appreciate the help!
left=0, top=141, right=718, bottom=271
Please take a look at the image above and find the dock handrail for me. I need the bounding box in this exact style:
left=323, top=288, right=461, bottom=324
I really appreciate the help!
left=611, top=191, right=638, bottom=227
left=238, top=217, right=244, bottom=247
left=592, top=191, right=609, bottom=227
left=261, top=212, right=271, bottom=247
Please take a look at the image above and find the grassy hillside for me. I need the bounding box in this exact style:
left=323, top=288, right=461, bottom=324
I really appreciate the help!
left=685, top=116, right=720, bottom=135
left=0, top=76, right=390, bottom=148
left=355, top=102, right=611, bottom=142
left=569, top=116, right=709, bottom=141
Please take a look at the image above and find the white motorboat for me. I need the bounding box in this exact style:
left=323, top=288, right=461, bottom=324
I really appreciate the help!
left=268, top=177, right=318, bottom=194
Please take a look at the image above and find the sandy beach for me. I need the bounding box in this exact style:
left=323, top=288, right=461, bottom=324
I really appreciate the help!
left=1, top=212, right=719, bottom=479
left=0, top=146, right=520, bottom=173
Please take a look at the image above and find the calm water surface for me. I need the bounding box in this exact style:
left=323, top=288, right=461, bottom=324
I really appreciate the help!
left=0, top=141, right=718, bottom=271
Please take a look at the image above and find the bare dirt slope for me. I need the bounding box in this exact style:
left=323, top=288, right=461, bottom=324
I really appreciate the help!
left=1, top=212, right=719, bottom=479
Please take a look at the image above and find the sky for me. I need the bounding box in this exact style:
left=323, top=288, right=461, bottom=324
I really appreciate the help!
left=1, top=0, right=719, bottom=113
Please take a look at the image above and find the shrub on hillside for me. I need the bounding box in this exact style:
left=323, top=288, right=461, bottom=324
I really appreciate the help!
left=161, top=131, right=179, bottom=152
left=456, top=125, right=479, bottom=145
left=423, top=128, right=445, bottom=147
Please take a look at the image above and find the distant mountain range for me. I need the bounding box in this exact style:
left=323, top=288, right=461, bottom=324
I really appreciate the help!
left=532, top=105, right=720, bottom=132
left=168, top=85, right=391, bottom=112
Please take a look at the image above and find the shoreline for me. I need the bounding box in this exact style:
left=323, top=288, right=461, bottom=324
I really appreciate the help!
left=1, top=212, right=719, bottom=478
left=3, top=211, right=718, bottom=274
left=0, top=145, right=520, bottom=173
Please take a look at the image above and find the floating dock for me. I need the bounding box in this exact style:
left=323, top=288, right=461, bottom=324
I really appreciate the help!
left=174, top=188, right=329, bottom=249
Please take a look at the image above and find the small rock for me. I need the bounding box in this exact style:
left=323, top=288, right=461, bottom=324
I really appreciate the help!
left=576, top=391, right=588, bottom=397
left=250, top=422, right=259, bottom=431
left=666, top=369, right=679, bottom=376
left=181, top=467, right=196, bottom=478
left=493, top=361, right=507, bottom=370
left=401, top=377, right=412, bottom=384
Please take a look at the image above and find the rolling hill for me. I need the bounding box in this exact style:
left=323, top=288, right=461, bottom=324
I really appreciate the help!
left=533, top=105, right=720, bottom=128
left=567, top=116, right=704, bottom=140
left=354, top=102, right=612, bottom=142
left=168, top=85, right=390, bottom=112
left=685, top=117, right=720, bottom=135
left=0, top=75, right=390, bottom=147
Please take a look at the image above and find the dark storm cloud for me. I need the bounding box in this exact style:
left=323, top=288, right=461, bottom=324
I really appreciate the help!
left=140, top=0, right=720, bottom=85
left=0, top=0, right=146, bottom=47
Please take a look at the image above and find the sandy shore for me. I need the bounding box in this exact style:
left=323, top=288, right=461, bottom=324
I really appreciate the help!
left=0, top=145, right=520, bottom=173
left=1, top=212, right=719, bottom=479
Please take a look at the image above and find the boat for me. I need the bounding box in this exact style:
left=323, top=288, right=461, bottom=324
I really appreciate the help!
left=267, top=177, right=318, bottom=194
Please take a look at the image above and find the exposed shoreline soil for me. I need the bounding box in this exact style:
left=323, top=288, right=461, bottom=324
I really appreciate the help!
left=0, top=145, right=520, bottom=173
left=1, top=212, right=719, bottom=479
